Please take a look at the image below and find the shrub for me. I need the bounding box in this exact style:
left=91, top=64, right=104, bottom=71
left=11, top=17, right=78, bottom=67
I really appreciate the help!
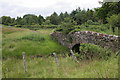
left=79, top=43, right=113, bottom=60
left=19, top=25, right=58, bottom=30
left=86, top=20, right=94, bottom=25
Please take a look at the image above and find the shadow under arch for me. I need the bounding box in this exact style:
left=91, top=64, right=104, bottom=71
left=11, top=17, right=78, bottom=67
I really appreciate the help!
left=72, top=43, right=80, bottom=54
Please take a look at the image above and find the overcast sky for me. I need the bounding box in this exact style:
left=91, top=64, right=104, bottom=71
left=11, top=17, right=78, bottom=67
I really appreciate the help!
left=0, top=0, right=102, bottom=18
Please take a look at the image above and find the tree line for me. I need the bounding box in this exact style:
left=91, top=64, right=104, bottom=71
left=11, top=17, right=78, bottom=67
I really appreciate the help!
left=0, top=2, right=120, bottom=33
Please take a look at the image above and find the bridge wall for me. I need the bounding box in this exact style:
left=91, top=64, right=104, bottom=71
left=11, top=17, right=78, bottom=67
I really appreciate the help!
left=51, top=31, right=120, bottom=52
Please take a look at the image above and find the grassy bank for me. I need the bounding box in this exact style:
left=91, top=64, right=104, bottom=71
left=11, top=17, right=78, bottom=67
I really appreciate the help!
left=2, top=27, right=68, bottom=58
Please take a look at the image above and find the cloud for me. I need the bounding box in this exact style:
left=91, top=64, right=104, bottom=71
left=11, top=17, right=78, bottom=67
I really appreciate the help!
left=0, top=0, right=102, bottom=18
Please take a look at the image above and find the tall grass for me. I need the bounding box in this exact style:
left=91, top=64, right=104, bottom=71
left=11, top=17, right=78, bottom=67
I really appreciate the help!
left=2, top=56, right=118, bottom=78
left=2, top=28, right=68, bottom=58
left=2, top=26, right=118, bottom=78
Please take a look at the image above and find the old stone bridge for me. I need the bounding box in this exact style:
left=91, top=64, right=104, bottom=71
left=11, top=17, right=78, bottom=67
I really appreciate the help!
left=51, top=31, right=120, bottom=53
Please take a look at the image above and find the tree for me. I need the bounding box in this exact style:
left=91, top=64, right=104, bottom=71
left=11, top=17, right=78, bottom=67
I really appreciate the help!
left=49, top=12, right=60, bottom=25
left=16, top=17, right=23, bottom=25
left=107, top=14, right=120, bottom=33
left=38, top=15, right=44, bottom=25
left=59, top=12, right=64, bottom=23
left=57, top=17, right=76, bottom=34
left=96, top=2, right=120, bottom=24
left=70, top=7, right=81, bottom=18
left=42, top=20, right=51, bottom=25
left=86, top=9, right=94, bottom=21
left=10, top=18, right=16, bottom=26
left=74, top=10, right=87, bottom=25
left=63, top=12, right=69, bottom=19
left=23, top=14, right=38, bottom=25
left=1, top=16, right=11, bottom=25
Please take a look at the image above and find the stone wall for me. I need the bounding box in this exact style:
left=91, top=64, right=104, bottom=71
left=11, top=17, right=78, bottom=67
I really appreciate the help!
left=51, top=31, right=120, bottom=52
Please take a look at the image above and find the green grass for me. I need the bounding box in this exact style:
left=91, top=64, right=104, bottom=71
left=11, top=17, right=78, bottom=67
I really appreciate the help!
left=2, top=27, right=68, bottom=58
left=2, top=56, right=118, bottom=78
left=2, top=26, right=119, bottom=78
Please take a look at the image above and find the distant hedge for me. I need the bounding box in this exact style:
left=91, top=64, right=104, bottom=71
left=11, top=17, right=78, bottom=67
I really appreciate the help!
left=15, top=25, right=59, bottom=30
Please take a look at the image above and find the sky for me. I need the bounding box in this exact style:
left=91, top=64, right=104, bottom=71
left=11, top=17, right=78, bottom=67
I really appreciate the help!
left=0, top=0, right=103, bottom=18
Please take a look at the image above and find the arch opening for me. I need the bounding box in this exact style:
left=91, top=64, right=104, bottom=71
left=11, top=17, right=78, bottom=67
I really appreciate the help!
left=72, top=43, right=80, bottom=54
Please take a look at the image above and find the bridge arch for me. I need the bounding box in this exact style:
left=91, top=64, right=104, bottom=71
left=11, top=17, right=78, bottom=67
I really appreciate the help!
left=51, top=31, right=120, bottom=52
left=72, top=43, right=80, bottom=54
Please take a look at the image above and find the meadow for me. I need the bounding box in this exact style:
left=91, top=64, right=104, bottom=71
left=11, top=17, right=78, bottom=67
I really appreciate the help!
left=1, top=2, right=120, bottom=78
left=2, top=27, right=68, bottom=58
left=2, top=25, right=119, bottom=78
left=2, top=56, right=118, bottom=78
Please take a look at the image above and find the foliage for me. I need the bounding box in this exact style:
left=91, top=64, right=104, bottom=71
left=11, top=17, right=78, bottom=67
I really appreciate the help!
left=86, top=20, right=94, bottom=25
left=70, top=24, right=118, bottom=35
left=42, top=20, right=51, bottom=25
left=1, top=16, right=12, bottom=25
left=79, top=43, right=114, bottom=60
left=106, top=14, right=120, bottom=33
left=1, top=2, right=119, bottom=33
left=49, top=12, right=60, bottom=25
left=55, top=17, right=75, bottom=34
left=15, top=24, right=59, bottom=30
left=38, top=15, right=45, bottom=25
left=95, top=2, right=120, bottom=23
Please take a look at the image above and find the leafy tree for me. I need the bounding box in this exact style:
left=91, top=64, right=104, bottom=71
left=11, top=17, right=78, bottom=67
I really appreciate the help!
left=23, top=14, right=38, bottom=25
left=42, top=20, right=51, bottom=25
left=107, top=14, right=120, bottom=33
left=1, top=16, right=11, bottom=25
left=16, top=17, right=23, bottom=25
left=96, top=2, right=120, bottom=23
left=59, top=12, right=64, bottom=23
left=74, top=10, right=87, bottom=25
left=63, top=12, right=69, bottom=18
left=56, top=17, right=76, bottom=34
left=49, top=12, right=60, bottom=25
left=38, top=15, right=44, bottom=25
left=86, top=9, right=94, bottom=21
left=10, top=18, right=16, bottom=26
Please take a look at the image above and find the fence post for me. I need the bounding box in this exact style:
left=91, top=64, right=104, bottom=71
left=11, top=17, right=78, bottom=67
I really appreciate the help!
left=70, top=49, right=79, bottom=63
left=22, top=52, right=27, bottom=72
left=53, top=53, right=59, bottom=67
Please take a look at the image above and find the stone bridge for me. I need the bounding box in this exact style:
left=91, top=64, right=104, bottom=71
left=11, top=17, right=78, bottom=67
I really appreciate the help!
left=51, top=31, right=120, bottom=53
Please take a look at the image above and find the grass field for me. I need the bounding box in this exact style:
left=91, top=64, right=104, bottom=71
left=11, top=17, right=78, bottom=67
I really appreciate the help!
left=2, top=56, right=118, bottom=78
left=2, top=27, right=68, bottom=58
left=2, top=26, right=119, bottom=78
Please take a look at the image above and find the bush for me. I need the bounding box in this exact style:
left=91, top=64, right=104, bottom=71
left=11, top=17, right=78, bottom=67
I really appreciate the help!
left=86, top=20, right=94, bottom=25
left=15, top=24, right=59, bottom=30
left=55, top=22, right=75, bottom=34
left=79, top=43, right=113, bottom=60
